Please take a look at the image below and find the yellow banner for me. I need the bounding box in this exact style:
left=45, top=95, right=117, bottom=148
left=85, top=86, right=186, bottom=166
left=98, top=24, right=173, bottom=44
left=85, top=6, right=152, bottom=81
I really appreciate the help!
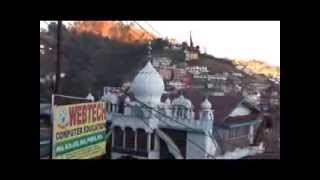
left=52, top=102, right=107, bottom=159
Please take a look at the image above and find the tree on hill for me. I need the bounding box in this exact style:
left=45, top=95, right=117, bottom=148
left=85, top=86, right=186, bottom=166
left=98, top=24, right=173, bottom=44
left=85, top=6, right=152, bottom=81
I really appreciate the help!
left=40, top=22, right=147, bottom=99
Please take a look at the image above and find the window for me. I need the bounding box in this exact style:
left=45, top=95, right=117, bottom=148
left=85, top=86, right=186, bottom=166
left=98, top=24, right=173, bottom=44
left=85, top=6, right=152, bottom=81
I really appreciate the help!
left=108, top=103, right=113, bottom=112
left=114, top=126, right=123, bottom=148
left=125, top=127, right=135, bottom=150
left=239, top=126, right=249, bottom=137
left=202, top=111, right=213, bottom=120
left=150, top=132, right=155, bottom=151
left=228, top=126, right=250, bottom=140
left=234, top=128, right=239, bottom=138
left=111, top=104, right=118, bottom=113
left=173, top=105, right=188, bottom=119
left=107, top=102, right=112, bottom=112
left=177, top=106, right=183, bottom=117
left=228, top=129, right=236, bottom=139
left=137, top=129, right=148, bottom=152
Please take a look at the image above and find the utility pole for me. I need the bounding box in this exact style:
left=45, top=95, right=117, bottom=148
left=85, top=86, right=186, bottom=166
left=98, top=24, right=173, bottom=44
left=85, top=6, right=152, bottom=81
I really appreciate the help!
left=54, top=21, right=62, bottom=94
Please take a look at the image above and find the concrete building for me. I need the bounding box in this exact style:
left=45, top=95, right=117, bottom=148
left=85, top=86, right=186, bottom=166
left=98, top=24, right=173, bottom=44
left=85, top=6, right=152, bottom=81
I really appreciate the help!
left=172, top=68, right=187, bottom=81
left=152, top=56, right=172, bottom=68
left=159, top=67, right=173, bottom=80
left=186, top=66, right=209, bottom=75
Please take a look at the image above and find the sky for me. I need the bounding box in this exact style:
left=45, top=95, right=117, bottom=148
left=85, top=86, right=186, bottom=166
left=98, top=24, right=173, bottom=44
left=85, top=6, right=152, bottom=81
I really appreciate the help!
left=40, top=21, right=280, bottom=67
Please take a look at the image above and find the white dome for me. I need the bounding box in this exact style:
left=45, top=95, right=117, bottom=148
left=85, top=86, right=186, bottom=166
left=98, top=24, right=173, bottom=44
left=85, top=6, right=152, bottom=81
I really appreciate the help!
left=101, top=91, right=118, bottom=104
left=201, top=98, right=212, bottom=110
left=86, top=93, right=94, bottom=101
left=172, top=95, right=192, bottom=109
left=130, top=61, right=165, bottom=106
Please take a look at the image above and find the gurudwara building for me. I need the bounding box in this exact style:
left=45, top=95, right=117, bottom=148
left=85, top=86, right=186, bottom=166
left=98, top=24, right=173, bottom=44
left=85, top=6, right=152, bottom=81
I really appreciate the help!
left=101, top=43, right=266, bottom=159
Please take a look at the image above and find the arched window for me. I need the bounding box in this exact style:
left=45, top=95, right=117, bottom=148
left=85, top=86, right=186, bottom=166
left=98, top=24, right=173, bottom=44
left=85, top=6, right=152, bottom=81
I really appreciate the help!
left=108, top=102, right=113, bottom=112
left=202, top=111, right=209, bottom=119
left=111, top=103, right=117, bottom=113
left=125, top=127, right=135, bottom=150
left=118, top=102, right=124, bottom=114
left=106, top=101, right=112, bottom=112
left=150, top=132, right=155, bottom=151
left=114, top=126, right=123, bottom=148
left=137, top=128, right=148, bottom=152
left=174, top=105, right=188, bottom=120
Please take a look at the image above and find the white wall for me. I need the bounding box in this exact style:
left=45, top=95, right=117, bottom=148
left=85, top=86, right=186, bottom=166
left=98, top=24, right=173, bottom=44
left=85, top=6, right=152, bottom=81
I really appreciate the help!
left=186, top=133, right=207, bottom=159
left=229, top=104, right=251, bottom=117
left=205, top=134, right=217, bottom=158
left=148, top=135, right=160, bottom=159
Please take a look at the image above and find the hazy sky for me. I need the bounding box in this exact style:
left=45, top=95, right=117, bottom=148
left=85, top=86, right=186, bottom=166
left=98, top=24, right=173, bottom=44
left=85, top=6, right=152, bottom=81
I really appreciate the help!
left=40, top=21, right=280, bottom=67
left=139, top=21, right=280, bottom=67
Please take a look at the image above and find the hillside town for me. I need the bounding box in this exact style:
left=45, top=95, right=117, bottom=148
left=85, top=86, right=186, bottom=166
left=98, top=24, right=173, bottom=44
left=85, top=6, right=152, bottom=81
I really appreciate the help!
left=40, top=21, right=280, bottom=159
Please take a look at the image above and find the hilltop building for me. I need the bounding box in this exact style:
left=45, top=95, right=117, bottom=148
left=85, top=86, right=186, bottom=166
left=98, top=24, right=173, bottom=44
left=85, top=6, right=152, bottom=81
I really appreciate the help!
left=184, top=32, right=200, bottom=61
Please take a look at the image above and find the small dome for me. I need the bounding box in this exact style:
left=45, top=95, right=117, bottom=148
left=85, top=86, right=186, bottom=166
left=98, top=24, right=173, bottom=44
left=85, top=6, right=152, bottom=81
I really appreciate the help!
left=101, top=91, right=118, bottom=104
left=201, top=98, right=212, bottom=110
left=130, top=61, right=164, bottom=106
left=186, top=99, right=192, bottom=109
left=86, top=93, right=94, bottom=101
left=165, top=97, right=171, bottom=105
left=124, top=96, right=131, bottom=104
left=172, top=94, right=192, bottom=109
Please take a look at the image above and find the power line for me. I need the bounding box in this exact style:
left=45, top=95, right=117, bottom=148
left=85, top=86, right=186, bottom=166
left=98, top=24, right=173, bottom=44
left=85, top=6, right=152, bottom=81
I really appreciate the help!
left=133, top=97, right=218, bottom=142
left=136, top=104, right=215, bottom=159
left=144, top=21, right=162, bottom=38
left=130, top=94, right=244, bottom=154
left=133, top=21, right=156, bottom=40
left=54, top=21, right=62, bottom=94
left=141, top=104, right=216, bottom=159
left=119, top=21, right=143, bottom=40
left=114, top=97, right=214, bottom=159
left=127, top=98, right=217, bottom=159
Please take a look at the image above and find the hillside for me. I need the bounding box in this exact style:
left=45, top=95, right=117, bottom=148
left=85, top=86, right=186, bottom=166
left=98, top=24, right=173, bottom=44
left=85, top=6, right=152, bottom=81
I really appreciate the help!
left=190, top=54, right=280, bottom=79
left=40, top=22, right=150, bottom=98
left=186, top=54, right=276, bottom=86
left=233, top=59, right=280, bottom=78
left=70, top=21, right=156, bottom=44
left=190, top=54, right=240, bottom=73
left=40, top=22, right=278, bottom=100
